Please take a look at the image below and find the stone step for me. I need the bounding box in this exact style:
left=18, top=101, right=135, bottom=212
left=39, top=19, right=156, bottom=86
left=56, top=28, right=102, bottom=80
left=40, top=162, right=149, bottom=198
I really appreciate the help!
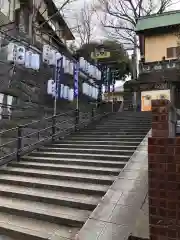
left=29, top=151, right=131, bottom=161
left=83, top=127, right=150, bottom=131
left=0, top=175, right=108, bottom=195
left=2, top=166, right=116, bottom=185
left=93, top=125, right=150, bottom=129
left=101, top=118, right=152, bottom=123
left=101, top=118, right=151, bottom=121
left=37, top=147, right=134, bottom=156
left=59, top=140, right=142, bottom=145
left=89, top=122, right=151, bottom=126
left=98, top=122, right=151, bottom=125
left=0, top=111, right=151, bottom=239
left=22, top=155, right=127, bottom=167
left=95, top=125, right=150, bottom=129
left=0, top=212, right=79, bottom=240
left=76, top=131, right=148, bottom=136
left=48, top=143, right=138, bottom=150
left=0, top=183, right=100, bottom=211
left=0, top=196, right=89, bottom=227
left=7, top=161, right=122, bottom=175
left=69, top=135, right=144, bottom=140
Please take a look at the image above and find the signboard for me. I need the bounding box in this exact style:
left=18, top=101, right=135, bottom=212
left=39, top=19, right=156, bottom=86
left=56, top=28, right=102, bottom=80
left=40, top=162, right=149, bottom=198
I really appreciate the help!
left=140, top=82, right=169, bottom=91
left=73, top=61, right=79, bottom=98
left=91, top=51, right=110, bottom=60
left=141, top=89, right=170, bottom=111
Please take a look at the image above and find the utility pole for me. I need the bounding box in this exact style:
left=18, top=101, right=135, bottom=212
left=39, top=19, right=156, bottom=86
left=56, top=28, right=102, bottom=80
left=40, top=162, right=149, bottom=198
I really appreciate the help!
left=111, top=70, right=115, bottom=113
left=133, top=34, right=138, bottom=111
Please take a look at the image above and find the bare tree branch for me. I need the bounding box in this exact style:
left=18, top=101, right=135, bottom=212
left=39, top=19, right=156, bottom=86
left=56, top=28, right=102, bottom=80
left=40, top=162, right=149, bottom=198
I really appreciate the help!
left=72, top=2, right=94, bottom=47
left=94, top=0, right=176, bottom=48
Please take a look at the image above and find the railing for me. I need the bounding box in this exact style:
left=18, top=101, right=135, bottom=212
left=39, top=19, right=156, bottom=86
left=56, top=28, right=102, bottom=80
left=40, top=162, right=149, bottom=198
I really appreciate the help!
left=0, top=107, right=110, bottom=166
left=0, top=103, right=38, bottom=120
left=139, top=59, right=180, bottom=74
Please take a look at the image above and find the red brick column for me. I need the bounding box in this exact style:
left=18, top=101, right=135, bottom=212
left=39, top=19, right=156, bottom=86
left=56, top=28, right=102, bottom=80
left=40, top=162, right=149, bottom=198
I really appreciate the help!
left=148, top=99, right=180, bottom=240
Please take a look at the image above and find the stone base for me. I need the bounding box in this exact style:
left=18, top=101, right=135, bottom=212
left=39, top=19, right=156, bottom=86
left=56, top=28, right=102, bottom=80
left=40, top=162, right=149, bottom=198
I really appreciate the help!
left=128, top=236, right=149, bottom=240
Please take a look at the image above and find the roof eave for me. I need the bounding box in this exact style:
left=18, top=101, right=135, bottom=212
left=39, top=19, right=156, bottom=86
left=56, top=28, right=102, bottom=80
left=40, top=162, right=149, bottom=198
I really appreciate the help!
left=43, top=0, right=75, bottom=41
left=136, top=24, right=180, bottom=34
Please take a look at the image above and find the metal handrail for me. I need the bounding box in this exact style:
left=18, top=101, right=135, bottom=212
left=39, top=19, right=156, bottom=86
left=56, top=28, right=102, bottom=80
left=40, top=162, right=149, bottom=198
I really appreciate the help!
left=0, top=106, right=111, bottom=166
left=0, top=127, right=18, bottom=134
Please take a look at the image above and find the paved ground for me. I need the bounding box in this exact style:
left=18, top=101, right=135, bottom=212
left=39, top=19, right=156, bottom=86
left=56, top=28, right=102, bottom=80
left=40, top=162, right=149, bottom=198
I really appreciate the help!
left=0, top=236, right=14, bottom=240
left=130, top=194, right=149, bottom=239
left=76, top=130, right=151, bottom=240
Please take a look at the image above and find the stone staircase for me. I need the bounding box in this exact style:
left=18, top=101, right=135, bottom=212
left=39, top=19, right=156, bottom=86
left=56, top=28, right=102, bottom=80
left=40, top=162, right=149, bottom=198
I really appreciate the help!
left=0, top=111, right=151, bottom=240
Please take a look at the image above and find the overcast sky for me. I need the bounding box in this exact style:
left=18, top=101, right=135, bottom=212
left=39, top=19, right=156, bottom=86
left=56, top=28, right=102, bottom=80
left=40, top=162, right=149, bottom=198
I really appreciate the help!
left=54, top=0, right=180, bottom=87
left=54, top=0, right=180, bottom=39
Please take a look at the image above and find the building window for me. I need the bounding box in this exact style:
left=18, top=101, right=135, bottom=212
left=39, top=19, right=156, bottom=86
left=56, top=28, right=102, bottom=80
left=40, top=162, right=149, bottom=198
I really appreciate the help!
left=167, top=47, right=180, bottom=58
left=167, top=47, right=176, bottom=58
left=176, top=46, right=180, bottom=58
left=0, top=0, right=10, bottom=17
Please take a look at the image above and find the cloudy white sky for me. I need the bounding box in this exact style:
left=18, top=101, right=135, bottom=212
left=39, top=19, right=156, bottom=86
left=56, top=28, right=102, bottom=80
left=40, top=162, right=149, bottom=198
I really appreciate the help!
left=54, top=0, right=180, bottom=87
left=55, top=0, right=180, bottom=40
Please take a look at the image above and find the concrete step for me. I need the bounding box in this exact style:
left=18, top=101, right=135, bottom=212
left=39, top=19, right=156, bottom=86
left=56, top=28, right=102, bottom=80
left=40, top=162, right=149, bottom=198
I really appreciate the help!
left=76, top=131, right=148, bottom=136
left=7, top=161, right=122, bottom=175
left=59, top=140, right=142, bottom=145
left=100, top=118, right=151, bottom=121
left=69, top=135, right=144, bottom=140
left=0, top=111, right=151, bottom=239
left=93, top=124, right=151, bottom=129
left=0, top=175, right=109, bottom=195
left=22, top=155, right=127, bottom=167
left=0, top=183, right=100, bottom=210
left=29, top=151, right=131, bottom=161
left=37, top=147, right=135, bottom=156
left=0, top=212, right=80, bottom=240
left=93, top=125, right=150, bottom=129
left=48, top=143, right=138, bottom=150
left=2, top=166, right=116, bottom=184
left=83, top=127, right=150, bottom=131
left=0, top=196, right=90, bottom=227
left=98, top=122, right=151, bottom=126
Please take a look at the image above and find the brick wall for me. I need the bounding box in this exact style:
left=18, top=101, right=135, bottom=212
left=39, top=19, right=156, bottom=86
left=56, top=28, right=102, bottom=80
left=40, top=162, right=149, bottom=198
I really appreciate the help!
left=148, top=99, right=180, bottom=240
left=128, top=237, right=149, bottom=240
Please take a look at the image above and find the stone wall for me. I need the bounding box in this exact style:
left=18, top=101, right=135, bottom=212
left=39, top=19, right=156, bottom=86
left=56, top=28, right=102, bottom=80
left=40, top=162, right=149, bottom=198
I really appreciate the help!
left=148, top=99, right=180, bottom=240
left=0, top=44, right=99, bottom=129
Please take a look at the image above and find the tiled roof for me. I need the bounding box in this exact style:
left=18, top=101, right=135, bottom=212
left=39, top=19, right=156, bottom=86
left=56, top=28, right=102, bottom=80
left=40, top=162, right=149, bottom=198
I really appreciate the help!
left=136, top=10, right=180, bottom=32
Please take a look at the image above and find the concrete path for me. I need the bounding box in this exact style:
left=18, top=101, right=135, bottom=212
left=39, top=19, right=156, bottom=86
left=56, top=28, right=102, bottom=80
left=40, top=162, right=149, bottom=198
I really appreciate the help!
left=76, top=130, right=151, bottom=240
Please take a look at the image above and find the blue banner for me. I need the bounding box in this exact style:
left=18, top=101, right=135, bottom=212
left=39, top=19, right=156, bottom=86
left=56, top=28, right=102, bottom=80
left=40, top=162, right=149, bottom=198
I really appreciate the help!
left=73, top=61, right=79, bottom=98
left=55, top=57, right=63, bottom=99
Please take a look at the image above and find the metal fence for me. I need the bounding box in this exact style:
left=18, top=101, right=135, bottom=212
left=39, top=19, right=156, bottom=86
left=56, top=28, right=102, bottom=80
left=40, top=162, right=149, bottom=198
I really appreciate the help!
left=0, top=106, right=110, bottom=167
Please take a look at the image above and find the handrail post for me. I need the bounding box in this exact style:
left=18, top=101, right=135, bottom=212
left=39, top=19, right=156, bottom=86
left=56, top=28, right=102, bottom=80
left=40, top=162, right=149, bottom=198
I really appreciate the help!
left=52, top=115, right=56, bottom=142
left=75, top=109, right=79, bottom=132
left=91, top=107, right=95, bottom=121
left=17, top=125, right=22, bottom=162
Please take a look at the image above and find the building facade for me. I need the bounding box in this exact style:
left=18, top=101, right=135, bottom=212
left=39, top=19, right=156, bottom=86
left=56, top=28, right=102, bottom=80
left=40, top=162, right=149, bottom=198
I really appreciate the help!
left=0, top=0, right=74, bottom=48
left=124, top=10, right=180, bottom=111
left=103, top=86, right=124, bottom=103
left=0, top=0, right=76, bottom=121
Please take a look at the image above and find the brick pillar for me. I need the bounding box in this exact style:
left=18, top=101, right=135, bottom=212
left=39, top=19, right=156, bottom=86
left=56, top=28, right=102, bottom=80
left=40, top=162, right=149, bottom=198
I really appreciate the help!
left=148, top=99, right=180, bottom=240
